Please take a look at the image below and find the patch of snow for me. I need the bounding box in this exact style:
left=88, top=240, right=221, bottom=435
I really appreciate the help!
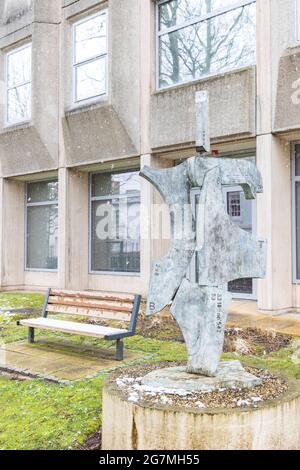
left=251, top=397, right=262, bottom=403
left=195, top=401, right=206, bottom=408
left=236, top=399, right=251, bottom=407
left=128, top=392, right=139, bottom=403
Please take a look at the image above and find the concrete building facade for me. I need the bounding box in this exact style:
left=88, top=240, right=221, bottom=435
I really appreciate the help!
left=0, top=0, right=299, bottom=313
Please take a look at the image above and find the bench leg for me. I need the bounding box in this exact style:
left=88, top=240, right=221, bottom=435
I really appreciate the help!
left=116, top=339, right=124, bottom=361
left=28, top=327, right=35, bottom=344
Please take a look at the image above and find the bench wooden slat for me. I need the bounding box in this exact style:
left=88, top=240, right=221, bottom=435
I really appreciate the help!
left=46, top=304, right=131, bottom=321
left=48, top=296, right=133, bottom=313
left=50, top=289, right=135, bottom=303
left=19, top=318, right=128, bottom=339
left=17, top=288, right=141, bottom=361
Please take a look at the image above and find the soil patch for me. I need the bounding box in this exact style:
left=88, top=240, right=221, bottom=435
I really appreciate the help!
left=0, top=369, right=32, bottom=381
left=78, top=429, right=102, bottom=451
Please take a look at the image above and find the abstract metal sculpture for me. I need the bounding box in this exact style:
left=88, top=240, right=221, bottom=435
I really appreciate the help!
left=140, top=93, right=266, bottom=377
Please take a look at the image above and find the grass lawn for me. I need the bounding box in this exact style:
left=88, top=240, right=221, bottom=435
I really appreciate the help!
left=0, top=292, right=300, bottom=450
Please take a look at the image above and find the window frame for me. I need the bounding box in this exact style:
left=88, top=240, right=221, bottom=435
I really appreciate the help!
left=156, top=0, right=256, bottom=90
left=5, top=42, right=32, bottom=126
left=88, top=169, right=141, bottom=276
left=25, top=179, right=59, bottom=272
left=297, top=0, right=300, bottom=41
left=292, top=142, right=300, bottom=283
left=72, top=9, right=108, bottom=104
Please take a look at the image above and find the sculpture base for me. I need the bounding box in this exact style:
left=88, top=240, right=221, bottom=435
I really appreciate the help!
left=141, top=360, right=262, bottom=392
left=102, top=365, right=300, bottom=450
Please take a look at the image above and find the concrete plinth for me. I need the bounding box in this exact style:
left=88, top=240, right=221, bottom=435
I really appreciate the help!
left=102, top=370, right=300, bottom=450
left=141, top=361, right=262, bottom=392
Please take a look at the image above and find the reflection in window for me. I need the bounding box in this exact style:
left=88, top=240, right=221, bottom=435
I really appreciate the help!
left=26, top=180, right=58, bottom=270
left=157, top=0, right=256, bottom=88
left=73, top=11, right=107, bottom=102
left=90, top=171, right=140, bottom=273
left=294, top=144, right=300, bottom=280
left=6, top=44, right=32, bottom=124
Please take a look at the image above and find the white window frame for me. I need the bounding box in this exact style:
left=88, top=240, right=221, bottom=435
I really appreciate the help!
left=156, top=0, right=256, bottom=90
left=72, top=10, right=108, bottom=104
left=6, top=43, right=32, bottom=126
left=292, top=142, right=300, bottom=283
left=25, top=179, right=59, bottom=272
left=88, top=169, right=141, bottom=276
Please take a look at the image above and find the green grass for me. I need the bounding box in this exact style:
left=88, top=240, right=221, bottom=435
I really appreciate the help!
left=0, top=292, right=44, bottom=311
left=0, top=292, right=188, bottom=450
left=0, top=292, right=299, bottom=450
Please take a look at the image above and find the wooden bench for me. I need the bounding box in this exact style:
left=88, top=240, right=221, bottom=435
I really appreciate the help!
left=17, top=289, right=141, bottom=361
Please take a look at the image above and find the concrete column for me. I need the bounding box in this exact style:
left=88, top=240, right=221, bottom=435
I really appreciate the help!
left=57, top=167, right=67, bottom=289
left=140, top=154, right=152, bottom=293
left=256, top=0, right=293, bottom=311
left=65, top=168, right=89, bottom=291
left=256, top=0, right=272, bottom=136
left=257, top=135, right=292, bottom=311
left=1, top=179, right=25, bottom=288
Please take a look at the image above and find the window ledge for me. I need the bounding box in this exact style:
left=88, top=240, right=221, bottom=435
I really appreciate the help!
left=154, top=65, right=256, bottom=96
left=89, top=271, right=141, bottom=277
left=65, top=96, right=109, bottom=117
left=0, top=120, right=32, bottom=135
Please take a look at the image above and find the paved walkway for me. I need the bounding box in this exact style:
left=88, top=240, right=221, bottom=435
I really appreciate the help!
left=228, top=301, right=300, bottom=336
left=0, top=339, right=143, bottom=381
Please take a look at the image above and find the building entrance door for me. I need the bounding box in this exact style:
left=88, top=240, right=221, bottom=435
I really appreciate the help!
left=190, top=185, right=257, bottom=300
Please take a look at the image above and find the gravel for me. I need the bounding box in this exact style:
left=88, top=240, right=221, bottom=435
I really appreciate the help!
left=114, top=362, right=288, bottom=410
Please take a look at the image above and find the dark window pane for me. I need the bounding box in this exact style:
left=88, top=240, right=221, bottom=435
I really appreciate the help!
left=228, top=278, right=253, bottom=295
left=27, top=180, right=58, bottom=203
left=296, top=182, right=300, bottom=279
left=91, top=171, right=140, bottom=197
left=27, top=205, right=58, bottom=270
left=159, top=3, right=256, bottom=88
left=91, top=196, right=140, bottom=273
left=295, top=144, right=300, bottom=176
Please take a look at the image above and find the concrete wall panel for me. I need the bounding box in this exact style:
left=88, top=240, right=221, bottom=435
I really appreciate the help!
left=151, top=67, right=256, bottom=150
left=0, top=125, right=58, bottom=177
left=274, top=47, right=300, bottom=132
left=62, top=105, right=138, bottom=167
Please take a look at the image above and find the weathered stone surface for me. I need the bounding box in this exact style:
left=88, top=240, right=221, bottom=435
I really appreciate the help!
left=103, top=372, right=300, bottom=450
left=140, top=163, right=196, bottom=314
left=196, top=165, right=266, bottom=286
left=187, top=156, right=263, bottom=199
left=171, top=281, right=231, bottom=376
left=140, top=154, right=267, bottom=377
left=141, top=361, right=262, bottom=393
left=195, top=91, right=210, bottom=153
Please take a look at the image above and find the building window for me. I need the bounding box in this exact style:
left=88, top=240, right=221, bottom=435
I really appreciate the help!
left=293, top=144, right=300, bottom=281
left=26, top=180, right=58, bottom=271
left=157, top=0, right=256, bottom=89
left=297, top=0, right=300, bottom=41
left=73, top=10, right=107, bottom=103
left=227, top=191, right=241, bottom=218
left=6, top=43, right=32, bottom=124
left=90, top=170, right=140, bottom=273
